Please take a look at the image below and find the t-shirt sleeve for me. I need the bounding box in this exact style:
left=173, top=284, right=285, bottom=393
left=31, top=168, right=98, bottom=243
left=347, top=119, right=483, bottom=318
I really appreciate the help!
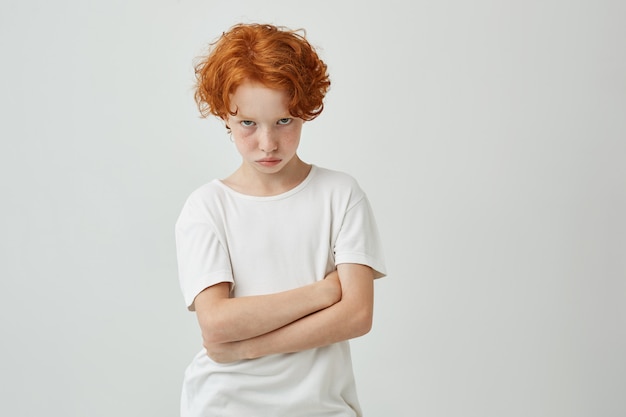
left=175, top=196, right=234, bottom=311
left=334, top=193, right=387, bottom=279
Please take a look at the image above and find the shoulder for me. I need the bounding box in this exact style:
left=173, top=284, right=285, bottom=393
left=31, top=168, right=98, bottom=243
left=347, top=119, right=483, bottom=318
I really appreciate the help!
left=307, top=166, right=368, bottom=212
left=176, top=180, right=226, bottom=224
left=185, top=180, right=227, bottom=204
left=311, top=166, right=364, bottom=193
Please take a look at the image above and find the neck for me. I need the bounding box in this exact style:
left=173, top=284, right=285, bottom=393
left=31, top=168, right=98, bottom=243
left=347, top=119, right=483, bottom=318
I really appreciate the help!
left=227, top=156, right=311, bottom=196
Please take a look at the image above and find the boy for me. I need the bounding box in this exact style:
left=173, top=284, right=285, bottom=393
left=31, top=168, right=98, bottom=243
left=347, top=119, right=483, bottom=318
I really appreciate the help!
left=175, top=23, right=386, bottom=416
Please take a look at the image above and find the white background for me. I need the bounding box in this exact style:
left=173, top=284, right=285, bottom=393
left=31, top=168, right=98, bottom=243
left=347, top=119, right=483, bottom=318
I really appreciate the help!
left=1, top=1, right=625, bottom=416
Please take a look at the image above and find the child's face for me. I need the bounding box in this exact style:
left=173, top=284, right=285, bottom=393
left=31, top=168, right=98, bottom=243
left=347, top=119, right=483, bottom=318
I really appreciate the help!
left=227, top=81, right=304, bottom=176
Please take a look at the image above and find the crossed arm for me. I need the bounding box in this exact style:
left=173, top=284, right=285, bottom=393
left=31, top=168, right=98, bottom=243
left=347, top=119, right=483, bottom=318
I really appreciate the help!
left=193, top=263, right=375, bottom=363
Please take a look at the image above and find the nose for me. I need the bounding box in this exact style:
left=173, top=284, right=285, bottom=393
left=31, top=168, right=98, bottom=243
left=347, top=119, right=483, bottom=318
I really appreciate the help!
left=259, top=128, right=278, bottom=153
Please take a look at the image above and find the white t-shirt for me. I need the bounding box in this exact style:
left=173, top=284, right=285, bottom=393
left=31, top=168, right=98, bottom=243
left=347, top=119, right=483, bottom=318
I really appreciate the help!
left=175, top=165, right=386, bottom=417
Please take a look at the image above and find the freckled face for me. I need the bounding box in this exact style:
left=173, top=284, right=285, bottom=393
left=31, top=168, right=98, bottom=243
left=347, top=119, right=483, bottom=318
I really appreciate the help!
left=227, top=81, right=304, bottom=176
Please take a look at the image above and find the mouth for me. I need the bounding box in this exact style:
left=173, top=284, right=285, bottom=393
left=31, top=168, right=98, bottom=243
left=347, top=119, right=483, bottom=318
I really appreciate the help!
left=256, top=158, right=282, bottom=167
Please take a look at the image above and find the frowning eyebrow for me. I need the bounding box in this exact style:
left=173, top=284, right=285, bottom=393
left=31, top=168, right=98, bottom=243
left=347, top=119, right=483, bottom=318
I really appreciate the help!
left=231, top=114, right=292, bottom=121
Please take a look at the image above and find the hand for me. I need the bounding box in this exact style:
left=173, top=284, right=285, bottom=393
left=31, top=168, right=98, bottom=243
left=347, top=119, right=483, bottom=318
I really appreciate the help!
left=322, top=269, right=342, bottom=306
left=203, top=337, right=246, bottom=364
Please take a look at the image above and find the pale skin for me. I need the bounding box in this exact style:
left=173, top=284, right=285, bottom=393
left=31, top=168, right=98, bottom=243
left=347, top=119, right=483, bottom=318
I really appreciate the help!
left=194, top=80, right=375, bottom=363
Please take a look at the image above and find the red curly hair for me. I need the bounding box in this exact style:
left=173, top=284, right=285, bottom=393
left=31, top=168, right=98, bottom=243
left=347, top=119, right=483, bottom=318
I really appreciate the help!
left=194, top=23, right=331, bottom=122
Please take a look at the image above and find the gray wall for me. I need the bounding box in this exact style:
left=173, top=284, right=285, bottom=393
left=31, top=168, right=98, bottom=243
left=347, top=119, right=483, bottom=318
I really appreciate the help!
left=1, top=1, right=624, bottom=416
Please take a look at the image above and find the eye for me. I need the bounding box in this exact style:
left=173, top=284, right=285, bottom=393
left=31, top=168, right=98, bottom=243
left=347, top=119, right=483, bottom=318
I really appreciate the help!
left=277, top=118, right=292, bottom=125
left=241, top=120, right=255, bottom=127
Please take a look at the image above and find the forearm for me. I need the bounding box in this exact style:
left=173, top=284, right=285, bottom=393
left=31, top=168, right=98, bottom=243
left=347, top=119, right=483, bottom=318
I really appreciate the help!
left=239, top=264, right=375, bottom=359
left=242, top=295, right=372, bottom=359
left=197, top=275, right=340, bottom=344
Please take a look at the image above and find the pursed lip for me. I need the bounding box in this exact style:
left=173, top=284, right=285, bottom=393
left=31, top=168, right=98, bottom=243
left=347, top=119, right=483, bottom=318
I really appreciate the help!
left=257, top=157, right=281, bottom=163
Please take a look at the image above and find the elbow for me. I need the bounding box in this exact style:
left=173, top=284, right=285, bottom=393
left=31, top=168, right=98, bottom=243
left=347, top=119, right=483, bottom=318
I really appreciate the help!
left=352, top=307, right=373, bottom=337
left=202, top=330, right=225, bottom=345
left=199, top=315, right=230, bottom=344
